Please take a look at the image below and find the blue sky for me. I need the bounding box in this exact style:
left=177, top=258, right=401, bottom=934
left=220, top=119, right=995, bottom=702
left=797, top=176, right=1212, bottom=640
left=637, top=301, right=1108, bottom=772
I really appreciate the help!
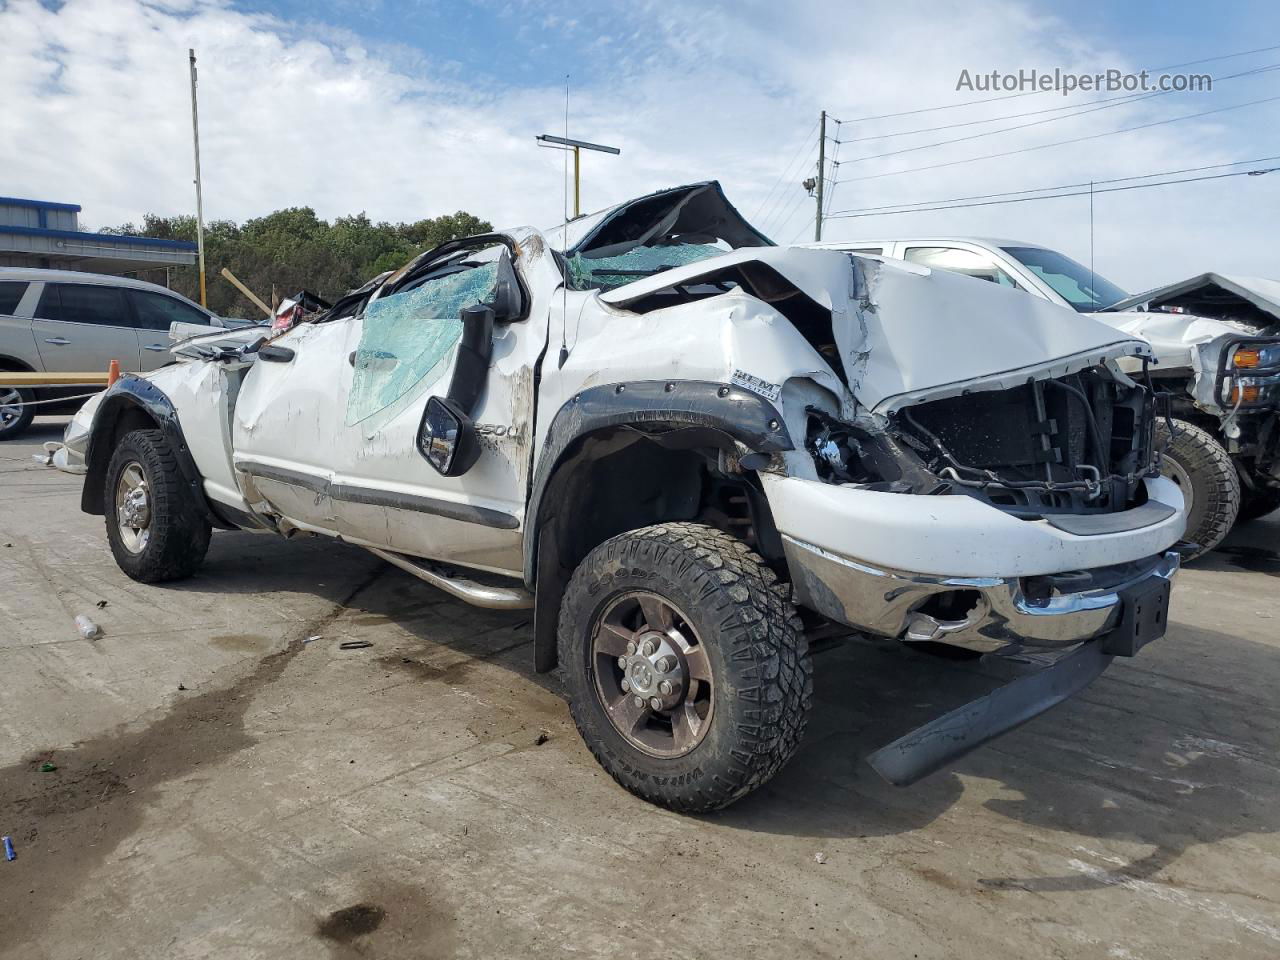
left=4, top=0, right=1279, bottom=288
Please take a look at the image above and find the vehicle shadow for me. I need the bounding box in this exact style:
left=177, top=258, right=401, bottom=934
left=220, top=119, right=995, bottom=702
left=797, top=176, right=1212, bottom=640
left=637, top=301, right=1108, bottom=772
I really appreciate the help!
left=1191, top=510, right=1280, bottom=577
left=716, top=622, right=1280, bottom=894
left=156, top=530, right=1280, bottom=895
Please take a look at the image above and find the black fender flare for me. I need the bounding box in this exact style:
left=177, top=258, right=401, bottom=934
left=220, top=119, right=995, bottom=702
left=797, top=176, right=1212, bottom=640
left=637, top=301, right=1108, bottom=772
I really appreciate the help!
left=522, top=379, right=793, bottom=672
left=81, top=376, right=231, bottom=529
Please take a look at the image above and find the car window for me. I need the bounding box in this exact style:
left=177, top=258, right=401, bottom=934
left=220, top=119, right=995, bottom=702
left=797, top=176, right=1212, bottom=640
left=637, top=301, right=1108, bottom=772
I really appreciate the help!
left=1001, top=245, right=1129, bottom=312
left=0, top=281, right=28, bottom=315
left=345, top=247, right=503, bottom=426
left=129, top=290, right=210, bottom=330
left=846, top=247, right=883, bottom=255
left=37, top=283, right=130, bottom=326
left=903, top=246, right=1020, bottom=288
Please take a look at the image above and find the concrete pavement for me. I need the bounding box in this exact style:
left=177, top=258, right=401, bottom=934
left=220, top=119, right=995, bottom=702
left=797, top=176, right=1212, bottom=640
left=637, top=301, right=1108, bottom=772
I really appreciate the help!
left=2, top=415, right=1279, bottom=959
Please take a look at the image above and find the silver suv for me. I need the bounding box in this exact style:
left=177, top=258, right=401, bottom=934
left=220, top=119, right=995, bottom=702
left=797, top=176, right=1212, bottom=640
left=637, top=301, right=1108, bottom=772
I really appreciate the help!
left=0, top=268, right=220, bottom=439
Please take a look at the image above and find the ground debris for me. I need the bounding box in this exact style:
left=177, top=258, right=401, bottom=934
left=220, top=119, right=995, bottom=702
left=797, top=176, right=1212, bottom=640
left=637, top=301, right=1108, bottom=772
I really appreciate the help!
left=73, top=616, right=101, bottom=640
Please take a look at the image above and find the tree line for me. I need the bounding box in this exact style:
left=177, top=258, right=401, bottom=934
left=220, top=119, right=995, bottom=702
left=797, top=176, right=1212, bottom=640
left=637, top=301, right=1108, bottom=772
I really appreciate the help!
left=102, top=207, right=492, bottom=319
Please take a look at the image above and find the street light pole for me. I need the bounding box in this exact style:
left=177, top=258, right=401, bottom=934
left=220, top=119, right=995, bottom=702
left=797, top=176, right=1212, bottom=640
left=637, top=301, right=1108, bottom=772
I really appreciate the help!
left=536, top=134, right=620, bottom=217
left=188, top=48, right=208, bottom=307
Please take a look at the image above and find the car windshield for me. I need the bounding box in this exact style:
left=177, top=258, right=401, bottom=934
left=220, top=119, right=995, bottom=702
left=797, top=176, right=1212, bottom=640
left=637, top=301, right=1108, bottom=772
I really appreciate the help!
left=1002, top=245, right=1128, bottom=312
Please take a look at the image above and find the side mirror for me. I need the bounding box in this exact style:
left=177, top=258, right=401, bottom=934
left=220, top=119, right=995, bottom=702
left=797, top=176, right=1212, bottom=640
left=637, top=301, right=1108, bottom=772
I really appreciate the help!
left=490, top=277, right=520, bottom=322
left=417, top=395, right=481, bottom=477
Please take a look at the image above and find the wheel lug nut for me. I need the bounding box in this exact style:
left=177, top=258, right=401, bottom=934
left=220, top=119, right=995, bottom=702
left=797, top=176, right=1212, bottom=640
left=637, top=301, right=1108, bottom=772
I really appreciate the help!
left=649, top=697, right=662, bottom=710
left=641, top=640, right=656, bottom=656
left=658, top=680, right=673, bottom=695
left=633, top=696, right=645, bottom=709
left=617, top=656, right=627, bottom=669
left=621, top=679, right=631, bottom=693
left=625, top=641, right=637, bottom=655
left=656, top=656, right=674, bottom=673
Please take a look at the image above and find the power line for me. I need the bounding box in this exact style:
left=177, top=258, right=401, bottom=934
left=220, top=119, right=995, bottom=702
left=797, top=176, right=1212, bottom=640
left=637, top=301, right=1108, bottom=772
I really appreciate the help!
left=823, top=164, right=1280, bottom=220
left=831, top=61, right=1279, bottom=153
left=832, top=41, right=1280, bottom=124
left=832, top=93, right=1280, bottom=184
left=827, top=155, right=1280, bottom=217
left=751, top=119, right=820, bottom=226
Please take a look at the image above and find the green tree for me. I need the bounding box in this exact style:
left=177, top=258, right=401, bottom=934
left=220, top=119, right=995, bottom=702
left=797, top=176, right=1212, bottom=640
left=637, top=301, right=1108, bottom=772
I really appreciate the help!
left=105, top=208, right=492, bottom=319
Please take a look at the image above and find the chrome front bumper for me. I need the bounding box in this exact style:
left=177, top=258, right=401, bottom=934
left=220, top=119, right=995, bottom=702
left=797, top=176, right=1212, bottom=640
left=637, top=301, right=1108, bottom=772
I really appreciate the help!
left=783, top=536, right=1180, bottom=654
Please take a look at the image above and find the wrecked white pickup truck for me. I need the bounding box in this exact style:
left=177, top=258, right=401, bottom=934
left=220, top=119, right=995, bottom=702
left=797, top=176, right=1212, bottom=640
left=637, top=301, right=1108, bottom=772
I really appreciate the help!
left=813, top=238, right=1280, bottom=556
left=61, top=183, right=1185, bottom=811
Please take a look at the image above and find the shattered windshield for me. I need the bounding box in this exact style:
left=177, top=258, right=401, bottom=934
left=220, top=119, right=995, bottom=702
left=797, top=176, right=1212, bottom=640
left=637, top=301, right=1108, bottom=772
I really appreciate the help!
left=565, top=183, right=770, bottom=292
left=345, top=251, right=500, bottom=425
left=1003, top=245, right=1128, bottom=313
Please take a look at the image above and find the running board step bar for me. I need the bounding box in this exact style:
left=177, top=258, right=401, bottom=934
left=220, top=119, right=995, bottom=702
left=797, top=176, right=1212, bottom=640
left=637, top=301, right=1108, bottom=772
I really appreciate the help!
left=366, top=547, right=534, bottom=610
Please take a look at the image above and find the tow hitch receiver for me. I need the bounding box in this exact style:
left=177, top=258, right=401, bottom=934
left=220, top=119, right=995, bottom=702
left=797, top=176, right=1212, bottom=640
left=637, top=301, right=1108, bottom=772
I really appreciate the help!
left=1102, top=577, right=1171, bottom=657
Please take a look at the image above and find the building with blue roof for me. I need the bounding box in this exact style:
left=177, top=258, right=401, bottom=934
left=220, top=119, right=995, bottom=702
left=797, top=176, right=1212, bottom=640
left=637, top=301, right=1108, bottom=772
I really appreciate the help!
left=0, top=196, right=196, bottom=276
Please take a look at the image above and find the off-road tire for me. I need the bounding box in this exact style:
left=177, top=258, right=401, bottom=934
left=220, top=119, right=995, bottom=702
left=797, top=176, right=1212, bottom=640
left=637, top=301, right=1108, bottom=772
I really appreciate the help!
left=0, top=387, right=35, bottom=441
left=1157, top=419, right=1239, bottom=559
left=104, top=429, right=211, bottom=582
left=557, top=522, right=813, bottom=812
left=1237, top=484, right=1280, bottom=524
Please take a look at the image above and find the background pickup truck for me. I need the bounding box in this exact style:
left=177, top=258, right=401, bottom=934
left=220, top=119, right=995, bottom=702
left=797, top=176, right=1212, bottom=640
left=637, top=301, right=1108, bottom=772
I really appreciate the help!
left=59, top=183, right=1184, bottom=812
left=807, top=238, right=1280, bottom=556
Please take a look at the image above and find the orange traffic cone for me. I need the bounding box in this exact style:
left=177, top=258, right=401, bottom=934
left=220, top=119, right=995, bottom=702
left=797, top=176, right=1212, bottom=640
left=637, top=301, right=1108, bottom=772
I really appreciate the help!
left=107, top=359, right=121, bottom=387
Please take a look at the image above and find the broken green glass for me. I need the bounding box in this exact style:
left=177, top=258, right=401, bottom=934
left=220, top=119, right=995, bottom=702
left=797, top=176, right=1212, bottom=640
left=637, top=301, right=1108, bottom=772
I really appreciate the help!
left=346, top=261, right=497, bottom=425
left=566, top=242, right=726, bottom=291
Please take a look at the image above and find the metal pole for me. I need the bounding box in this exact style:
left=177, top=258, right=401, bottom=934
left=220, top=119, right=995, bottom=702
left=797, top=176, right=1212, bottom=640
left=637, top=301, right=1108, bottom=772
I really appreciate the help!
left=188, top=49, right=208, bottom=308
left=573, top=146, right=581, bottom=217
left=815, top=110, right=826, bottom=242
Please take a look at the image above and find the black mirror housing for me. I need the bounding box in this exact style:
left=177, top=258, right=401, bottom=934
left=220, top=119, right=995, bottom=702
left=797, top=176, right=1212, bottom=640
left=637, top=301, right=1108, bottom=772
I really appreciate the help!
left=417, top=395, right=481, bottom=477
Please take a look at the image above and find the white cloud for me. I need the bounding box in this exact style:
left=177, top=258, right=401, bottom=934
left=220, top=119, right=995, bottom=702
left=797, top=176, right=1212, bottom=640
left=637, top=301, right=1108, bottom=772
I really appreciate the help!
left=2, top=0, right=1276, bottom=290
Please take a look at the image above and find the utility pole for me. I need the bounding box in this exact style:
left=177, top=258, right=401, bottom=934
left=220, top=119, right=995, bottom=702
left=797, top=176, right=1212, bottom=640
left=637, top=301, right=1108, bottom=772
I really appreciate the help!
left=814, top=110, right=826, bottom=242
left=188, top=48, right=208, bottom=307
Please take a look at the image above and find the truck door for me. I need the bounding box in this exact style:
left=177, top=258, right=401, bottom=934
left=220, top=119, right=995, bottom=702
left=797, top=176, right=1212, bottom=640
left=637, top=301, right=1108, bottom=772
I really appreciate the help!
left=230, top=236, right=550, bottom=578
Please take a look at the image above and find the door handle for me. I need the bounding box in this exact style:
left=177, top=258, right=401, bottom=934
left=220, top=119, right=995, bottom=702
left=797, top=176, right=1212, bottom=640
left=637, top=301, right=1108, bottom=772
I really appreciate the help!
left=143, top=344, right=167, bottom=352
left=44, top=337, right=70, bottom=345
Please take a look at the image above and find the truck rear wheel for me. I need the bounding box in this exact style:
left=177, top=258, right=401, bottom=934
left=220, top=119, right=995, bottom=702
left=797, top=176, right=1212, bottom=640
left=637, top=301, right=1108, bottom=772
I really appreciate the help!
left=1156, top=419, right=1239, bottom=559
left=557, top=522, right=812, bottom=812
left=1238, top=484, right=1280, bottom=523
left=104, top=429, right=211, bottom=582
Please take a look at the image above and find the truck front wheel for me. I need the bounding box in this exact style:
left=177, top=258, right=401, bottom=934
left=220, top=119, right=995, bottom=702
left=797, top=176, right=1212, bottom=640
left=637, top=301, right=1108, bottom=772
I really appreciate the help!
left=1156, top=419, right=1240, bottom=559
left=104, top=429, right=211, bottom=582
left=557, top=522, right=813, bottom=812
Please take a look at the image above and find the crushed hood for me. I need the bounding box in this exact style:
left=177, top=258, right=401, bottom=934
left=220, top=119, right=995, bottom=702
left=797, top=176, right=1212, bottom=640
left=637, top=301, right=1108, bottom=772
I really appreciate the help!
left=1090, top=273, right=1280, bottom=407
left=1106, top=272, right=1280, bottom=330
left=602, top=247, right=1150, bottom=415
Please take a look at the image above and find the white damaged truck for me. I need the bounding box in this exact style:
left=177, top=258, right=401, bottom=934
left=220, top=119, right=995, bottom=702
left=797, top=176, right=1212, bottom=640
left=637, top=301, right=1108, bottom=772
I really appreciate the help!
left=810, top=238, right=1280, bottom=556
left=60, top=183, right=1185, bottom=811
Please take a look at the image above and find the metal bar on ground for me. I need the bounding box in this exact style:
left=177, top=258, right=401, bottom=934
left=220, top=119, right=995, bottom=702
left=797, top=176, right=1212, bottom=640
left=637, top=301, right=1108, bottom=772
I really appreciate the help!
left=0, top=372, right=112, bottom=386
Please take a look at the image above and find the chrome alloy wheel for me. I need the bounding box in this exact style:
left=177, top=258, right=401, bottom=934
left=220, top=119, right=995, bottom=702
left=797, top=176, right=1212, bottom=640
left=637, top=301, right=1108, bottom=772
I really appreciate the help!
left=590, top=590, right=714, bottom=758
left=0, top=388, right=22, bottom=427
left=115, top=461, right=152, bottom=554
